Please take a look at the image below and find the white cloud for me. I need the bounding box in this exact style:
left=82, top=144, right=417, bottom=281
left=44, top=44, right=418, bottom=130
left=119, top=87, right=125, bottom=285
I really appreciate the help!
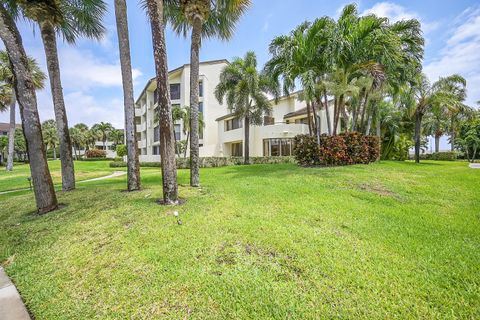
left=424, top=6, right=480, bottom=106
left=361, top=2, right=438, bottom=33
left=58, top=47, right=142, bottom=90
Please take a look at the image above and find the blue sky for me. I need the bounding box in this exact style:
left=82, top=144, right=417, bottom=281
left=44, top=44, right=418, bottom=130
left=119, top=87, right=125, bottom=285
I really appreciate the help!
left=0, top=0, right=479, bottom=135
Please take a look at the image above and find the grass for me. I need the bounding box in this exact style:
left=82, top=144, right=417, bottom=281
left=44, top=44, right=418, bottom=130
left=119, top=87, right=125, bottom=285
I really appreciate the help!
left=0, top=161, right=479, bottom=319
left=0, top=160, right=121, bottom=192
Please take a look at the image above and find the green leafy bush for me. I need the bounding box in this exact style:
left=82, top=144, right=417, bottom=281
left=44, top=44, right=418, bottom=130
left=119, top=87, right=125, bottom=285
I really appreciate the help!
left=116, top=144, right=127, bottom=157
left=109, top=161, right=127, bottom=167
left=85, top=149, right=107, bottom=158
left=294, top=133, right=380, bottom=166
left=430, top=151, right=457, bottom=161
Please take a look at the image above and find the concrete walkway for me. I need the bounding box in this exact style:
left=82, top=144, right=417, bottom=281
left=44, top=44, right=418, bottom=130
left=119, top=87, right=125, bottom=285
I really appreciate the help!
left=0, top=267, right=30, bottom=320
left=0, top=171, right=127, bottom=195
left=469, top=163, right=480, bottom=169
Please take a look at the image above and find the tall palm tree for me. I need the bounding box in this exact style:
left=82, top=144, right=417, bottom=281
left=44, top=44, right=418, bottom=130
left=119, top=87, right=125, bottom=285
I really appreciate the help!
left=108, top=129, right=124, bottom=147
left=92, top=122, right=114, bottom=150
left=145, top=0, right=178, bottom=204
left=0, top=50, right=45, bottom=171
left=0, top=3, right=57, bottom=213
left=165, top=0, right=251, bottom=187
left=14, top=0, right=107, bottom=191
left=69, top=126, right=83, bottom=160
left=215, top=51, right=274, bottom=164
left=114, top=0, right=140, bottom=191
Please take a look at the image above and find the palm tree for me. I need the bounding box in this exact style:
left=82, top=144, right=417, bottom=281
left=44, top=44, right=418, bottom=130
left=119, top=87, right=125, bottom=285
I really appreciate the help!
left=108, top=129, right=124, bottom=147
left=0, top=3, right=57, bottom=213
left=215, top=51, right=274, bottom=164
left=0, top=50, right=45, bottom=171
left=145, top=0, right=178, bottom=204
left=165, top=0, right=251, bottom=187
left=411, top=74, right=466, bottom=163
left=69, top=126, right=83, bottom=160
left=114, top=0, right=140, bottom=191
left=14, top=0, right=107, bottom=191
left=92, top=122, right=114, bottom=151
left=42, top=120, right=59, bottom=159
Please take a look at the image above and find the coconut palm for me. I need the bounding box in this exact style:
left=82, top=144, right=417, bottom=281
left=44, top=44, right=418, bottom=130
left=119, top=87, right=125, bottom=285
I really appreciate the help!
left=12, top=0, right=107, bottom=191
left=42, top=120, right=59, bottom=159
left=0, top=50, right=45, bottom=171
left=145, top=0, right=178, bottom=204
left=114, top=0, right=140, bottom=191
left=69, top=126, right=83, bottom=160
left=215, top=51, right=274, bottom=164
left=0, top=3, right=57, bottom=213
left=92, top=122, right=114, bottom=150
left=165, top=0, right=251, bottom=187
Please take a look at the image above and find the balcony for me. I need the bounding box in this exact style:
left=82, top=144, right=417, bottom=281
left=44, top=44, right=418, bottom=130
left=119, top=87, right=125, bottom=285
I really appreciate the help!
left=136, top=123, right=146, bottom=132
left=219, top=123, right=309, bottom=144
left=137, top=140, right=146, bottom=148
left=135, top=108, right=142, bottom=117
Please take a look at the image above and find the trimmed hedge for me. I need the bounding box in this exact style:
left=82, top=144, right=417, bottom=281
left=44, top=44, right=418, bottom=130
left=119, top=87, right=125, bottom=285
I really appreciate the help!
left=85, top=149, right=107, bottom=158
left=293, top=133, right=380, bottom=166
left=430, top=151, right=457, bottom=161
left=109, top=156, right=296, bottom=169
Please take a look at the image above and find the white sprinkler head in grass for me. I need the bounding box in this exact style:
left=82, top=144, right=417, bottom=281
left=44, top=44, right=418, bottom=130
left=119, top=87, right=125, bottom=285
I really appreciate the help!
left=173, top=211, right=179, bottom=217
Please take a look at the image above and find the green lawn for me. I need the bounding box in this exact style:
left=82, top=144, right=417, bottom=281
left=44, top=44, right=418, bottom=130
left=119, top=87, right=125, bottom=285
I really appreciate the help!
left=1, top=161, right=479, bottom=319
left=0, top=160, right=122, bottom=192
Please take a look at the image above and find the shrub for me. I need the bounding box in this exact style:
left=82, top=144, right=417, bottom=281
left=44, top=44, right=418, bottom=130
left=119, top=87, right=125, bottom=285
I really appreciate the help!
left=109, top=156, right=296, bottom=169
left=293, top=132, right=380, bottom=167
left=116, top=144, right=127, bottom=157
left=293, top=135, right=320, bottom=166
left=430, top=151, right=457, bottom=161
left=109, top=161, right=127, bottom=168
left=85, top=149, right=106, bottom=158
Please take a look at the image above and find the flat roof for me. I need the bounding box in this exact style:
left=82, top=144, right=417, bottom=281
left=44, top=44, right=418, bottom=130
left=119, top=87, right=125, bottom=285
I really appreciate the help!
left=135, top=59, right=229, bottom=105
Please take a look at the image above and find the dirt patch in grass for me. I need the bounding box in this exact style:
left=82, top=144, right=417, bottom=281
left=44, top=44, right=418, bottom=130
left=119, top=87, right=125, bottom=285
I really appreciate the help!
left=357, top=182, right=400, bottom=199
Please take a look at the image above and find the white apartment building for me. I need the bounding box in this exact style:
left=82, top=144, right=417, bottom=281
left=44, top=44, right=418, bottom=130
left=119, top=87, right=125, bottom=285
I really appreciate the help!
left=135, top=59, right=334, bottom=162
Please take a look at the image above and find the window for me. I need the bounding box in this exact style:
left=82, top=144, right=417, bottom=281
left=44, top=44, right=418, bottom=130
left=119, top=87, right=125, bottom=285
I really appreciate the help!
left=263, top=116, right=275, bottom=125
left=263, top=138, right=294, bottom=156
left=136, top=133, right=141, bottom=141
left=153, top=146, right=160, bottom=155
left=199, top=102, right=203, bottom=113
left=174, top=124, right=181, bottom=141
left=199, top=81, right=203, bottom=97
left=135, top=117, right=141, bottom=125
left=231, top=142, right=243, bottom=157
left=153, top=88, right=158, bottom=104
left=224, top=117, right=242, bottom=131
left=295, top=118, right=308, bottom=125
left=170, top=83, right=180, bottom=100
left=154, top=125, right=160, bottom=142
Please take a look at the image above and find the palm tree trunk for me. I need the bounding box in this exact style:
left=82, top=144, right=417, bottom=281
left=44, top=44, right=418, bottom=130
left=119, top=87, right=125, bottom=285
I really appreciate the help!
left=6, top=91, right=15, bottom=171
left=323, top=91, right=332, bottom=135
left=365, top=112, right=372, bottom=135
left=311, top=101, right=320, bottom=145
left=147, top=0, right=178, bottom=204
left=435, top=134, right=440, bottom=153
left=114, top=0, right=141, bottom=191
left=450, top=117, right=455, bottom=151
left=376, top=109, right=381, bottom=137
left=0, top=5, right=57, bottom=213
left=39, top=22, right=75, bottom=191
left=352, top=88, right=365, bottom=132
left=306, top=101, right=313, bottom=136
left=414, top=109, right=423, bottom=163
left=244, top=114, right=250, bottom=164
left=360, top=91, right=370, bottom=131
left=189, top=17, right=202, bottom=187
left=333, top=97, right=338, bottom=135
left=53, top=146, right=56, bottom=160
left=184, top=131, right=189, bottom=158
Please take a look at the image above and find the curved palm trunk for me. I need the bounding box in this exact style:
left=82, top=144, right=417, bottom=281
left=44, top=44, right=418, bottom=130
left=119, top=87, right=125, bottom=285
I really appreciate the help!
left=414, top=109, right=423, bottom=163
left=333, top=97, right=338, bottom=135
left=0, top=5, right=57, bottom=213
left=6, top=91, right=15, bottom=171
left=189, top=17, right=202, bottom=187
left=311, top=101, right=320, bottom=144
left=114, top=0, right=141, bottom=191
left=53, top=146, right=56, bottom=160
left=244, top=114, right=250, bottom=164
left=147, top=0, right=178, bottom=204
left=40, top=22, right=75, bottom=191
left=450, top=116, right=455, bottom=151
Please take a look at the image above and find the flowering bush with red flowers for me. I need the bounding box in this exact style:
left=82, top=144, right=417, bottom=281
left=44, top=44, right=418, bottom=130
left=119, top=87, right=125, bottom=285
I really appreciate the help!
left=85, top=149, right=107, bottom=158
left=293, top=132, right=380, bottom=166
